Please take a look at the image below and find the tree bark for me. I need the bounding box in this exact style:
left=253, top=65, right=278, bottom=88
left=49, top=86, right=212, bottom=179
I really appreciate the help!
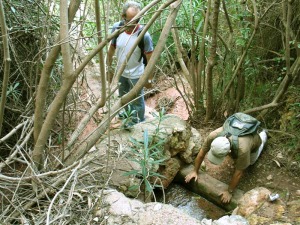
left=0, top=0, right=11, bottom=136
left=196, top=0, right=211, bottom=114
left=205, top=0, right=220, bottom=121
left=33, top=0, right=81, bottom=144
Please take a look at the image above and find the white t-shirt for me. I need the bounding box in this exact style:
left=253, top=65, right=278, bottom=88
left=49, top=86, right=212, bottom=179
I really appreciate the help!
left=111, top=22, right=154, bottom=79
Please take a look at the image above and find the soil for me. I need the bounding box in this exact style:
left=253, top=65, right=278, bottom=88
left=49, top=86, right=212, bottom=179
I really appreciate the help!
left=86, top=69, right=300, bottom=206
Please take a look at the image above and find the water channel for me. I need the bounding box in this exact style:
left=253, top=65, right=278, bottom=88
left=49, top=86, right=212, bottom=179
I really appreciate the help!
left=157, top=183, right=226, bottom=221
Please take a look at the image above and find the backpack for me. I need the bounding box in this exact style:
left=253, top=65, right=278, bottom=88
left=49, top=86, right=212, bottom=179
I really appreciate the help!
left=114, top=21, right=147, bottom=66
left=217, top=112, right=261, bottom=158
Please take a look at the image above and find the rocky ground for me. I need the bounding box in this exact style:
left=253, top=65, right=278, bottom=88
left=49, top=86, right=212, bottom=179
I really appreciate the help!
left=143, top=74, right=300, bottom=205
left=85, top=67, right=300, bottom=224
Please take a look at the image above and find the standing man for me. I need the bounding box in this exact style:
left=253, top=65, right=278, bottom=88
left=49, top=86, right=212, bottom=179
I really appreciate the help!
left=107, top=1, right=154, bottom=126
left=185, top=116, right=268, bottom=204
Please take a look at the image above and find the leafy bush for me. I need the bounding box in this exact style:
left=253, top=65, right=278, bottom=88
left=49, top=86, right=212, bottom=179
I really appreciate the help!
left=123, top=109, right=167, bottom=201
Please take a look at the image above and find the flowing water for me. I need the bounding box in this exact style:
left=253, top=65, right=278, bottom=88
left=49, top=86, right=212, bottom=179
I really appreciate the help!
left=157, top=183, right=226, bottom=221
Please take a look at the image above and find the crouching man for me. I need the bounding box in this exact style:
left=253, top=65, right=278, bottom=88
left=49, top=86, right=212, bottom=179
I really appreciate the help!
left=185, top=114, right=268, bottom=203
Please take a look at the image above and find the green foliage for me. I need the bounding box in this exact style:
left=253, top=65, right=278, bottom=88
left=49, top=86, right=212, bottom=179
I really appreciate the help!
left=6, top=83, right=21, bottom=103
left=82, top=21, right=98, bottom=51
left=123, top=109, right=167, bottom=200
left=120, top=106, right=138, bottom=129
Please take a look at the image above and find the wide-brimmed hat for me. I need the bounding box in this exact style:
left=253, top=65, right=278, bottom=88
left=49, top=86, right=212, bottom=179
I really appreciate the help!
left=207, top=137, right=230, bottom=165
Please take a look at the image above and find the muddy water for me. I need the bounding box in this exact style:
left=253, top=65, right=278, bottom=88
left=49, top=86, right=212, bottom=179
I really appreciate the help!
left=157, top=183, right=226, bottom=221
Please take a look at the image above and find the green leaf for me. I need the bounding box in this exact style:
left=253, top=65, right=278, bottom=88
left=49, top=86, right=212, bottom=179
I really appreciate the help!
left=128, top=185, right=139, bottom=191
left=145, top=180, right=153, bottom=192
left=128, top=158, right=142, bottom=164
left=150, top=172, right=166, bottom=178
left=151, top=158, right=167, bottom=164
left=142, top=167, right=148, bottom=177
left=122, top=170, right=139, bottom=176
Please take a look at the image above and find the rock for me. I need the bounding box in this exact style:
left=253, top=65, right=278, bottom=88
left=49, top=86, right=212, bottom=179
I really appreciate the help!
left=179, top=128, right=202, bottom=164
left=179, top=138, right=194, bottom=164
left=233, top=187, right=289, bottom=224
left=190, top=127, right=202, bottom=155
left=97, top=189, right=202, bottom=225
left=95, top=189, right=249, bottom=225
left=212, top=215, right=249, bottom=225
left=167, top=118, right=192, bottom=156
left=91, top=115, right=195, bottom=199
left=286, top=199, right=300, bottom=224
left=267, top=175, right=273, bottom=180
left=296, top=190, right=300, bottom=196
left=107, top=158, right=141, bottom=198
left=234, top=187, right=271, bottom=217
left=158, top=157, right=181, bottom=188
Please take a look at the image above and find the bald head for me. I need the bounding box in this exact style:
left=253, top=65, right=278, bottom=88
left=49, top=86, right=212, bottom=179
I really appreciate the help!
left=122, top=1, right=141, bottom=17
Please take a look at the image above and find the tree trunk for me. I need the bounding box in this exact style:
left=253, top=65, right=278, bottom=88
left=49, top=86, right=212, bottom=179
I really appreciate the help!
left=0, top=0, right=11, bottom=136
left=195, top=0, right=211, bottom=115
left=205, top=0, right=220, bottom=121
left=33, top=0, right=81, bottom=144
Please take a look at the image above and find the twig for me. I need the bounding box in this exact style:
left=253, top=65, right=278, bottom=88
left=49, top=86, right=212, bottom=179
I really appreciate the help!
left=0, top=160, right=81, bottom=182
left=0, top=128, right=33, bottom=171
left=0, top=119, right=29, bottom=144
left=46, top=160, right=82, bottom=225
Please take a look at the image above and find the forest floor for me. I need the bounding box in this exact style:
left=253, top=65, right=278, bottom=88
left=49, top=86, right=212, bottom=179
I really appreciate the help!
left=85, top=67, right=300, bottom=208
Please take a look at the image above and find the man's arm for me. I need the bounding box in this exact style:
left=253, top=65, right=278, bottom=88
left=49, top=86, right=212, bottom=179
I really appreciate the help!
left=144, top=52, right=153, bottom=88
left=107, top=45, right=115, bottom=67
left=185, top=128, right=221, bottom=183
left=219, top=169, right=244, bottom=203
left=185, top=148, right=206, bottom=183
left=107, top=45, right=116, bottom=83
left=145, top=52, right=152, bottom=65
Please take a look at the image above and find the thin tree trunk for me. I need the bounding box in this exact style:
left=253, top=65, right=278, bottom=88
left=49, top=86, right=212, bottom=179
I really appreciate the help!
left=272, top=0, right=293, bottom=104
left=196, top=0, right=211, bottom=113
left=0, top=0, right=11, bottom=136
left=95, top=0, right=106, bottom=107
left=221, top=0, right=258, bottom=98
left=171, top=27, right=191, bottom=87
left=205, top=0, right=220, bottom=121
left=33, top=0, right=81, bottom=144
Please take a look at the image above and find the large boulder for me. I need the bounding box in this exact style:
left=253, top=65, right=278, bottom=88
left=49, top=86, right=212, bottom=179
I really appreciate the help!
left=93, top=189, right=249, bottom=225
left=179, top=127, right=202, bottom=164
left=89, top=114, right=196, bottom=199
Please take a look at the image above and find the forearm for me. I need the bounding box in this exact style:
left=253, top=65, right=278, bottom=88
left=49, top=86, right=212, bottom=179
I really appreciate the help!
left=145, top=52, right=153, bottom=79
left=228, top=169, right=244, bottom=192
left=106, top=45, right=115, bottom=66
left=194, top=149, right=205, bottom=173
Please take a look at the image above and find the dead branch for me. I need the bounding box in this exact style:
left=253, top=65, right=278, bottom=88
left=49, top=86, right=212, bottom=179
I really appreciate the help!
left=0, top=0, right=11, bottom=136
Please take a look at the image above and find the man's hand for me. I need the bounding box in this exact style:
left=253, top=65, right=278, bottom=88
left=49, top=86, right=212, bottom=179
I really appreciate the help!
left=219, top=190, right=232, bottom=203
left=144, top=79, right=152, bottom=89
left=185, top=171, right=198, bottom=183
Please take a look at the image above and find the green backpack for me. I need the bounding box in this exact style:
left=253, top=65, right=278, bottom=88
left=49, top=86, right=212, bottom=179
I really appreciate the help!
left=217, top=112, right=261, bottom=158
